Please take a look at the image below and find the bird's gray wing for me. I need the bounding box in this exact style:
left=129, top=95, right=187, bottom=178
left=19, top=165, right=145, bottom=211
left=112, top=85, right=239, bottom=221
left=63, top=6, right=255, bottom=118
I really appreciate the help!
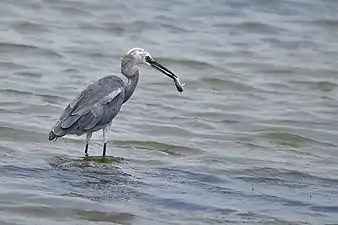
left=76, top=88, right=124, bottom=130
left=58, top=75, right=125, bottom=131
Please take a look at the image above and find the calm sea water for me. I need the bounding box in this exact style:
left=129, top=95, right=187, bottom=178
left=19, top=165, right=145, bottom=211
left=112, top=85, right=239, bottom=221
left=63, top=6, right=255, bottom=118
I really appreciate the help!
left=1, top=0, right=338, bottom=224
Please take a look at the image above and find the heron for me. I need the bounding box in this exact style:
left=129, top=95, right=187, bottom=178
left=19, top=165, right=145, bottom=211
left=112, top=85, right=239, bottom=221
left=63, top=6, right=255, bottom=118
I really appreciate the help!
left=48, top=47, right=185, bottom=156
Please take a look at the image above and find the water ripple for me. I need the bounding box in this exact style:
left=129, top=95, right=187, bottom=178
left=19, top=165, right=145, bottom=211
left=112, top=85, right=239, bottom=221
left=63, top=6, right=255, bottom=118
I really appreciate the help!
left=0, top=42, right=63, bottom=58
left=1, top=0, right=338, bottom=224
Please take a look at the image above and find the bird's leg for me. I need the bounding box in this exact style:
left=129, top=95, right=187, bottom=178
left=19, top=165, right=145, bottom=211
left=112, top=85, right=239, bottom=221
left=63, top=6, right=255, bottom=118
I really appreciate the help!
left=85, top=132, right=92, bottom=156
left=102, top=122, right=112, bottom=156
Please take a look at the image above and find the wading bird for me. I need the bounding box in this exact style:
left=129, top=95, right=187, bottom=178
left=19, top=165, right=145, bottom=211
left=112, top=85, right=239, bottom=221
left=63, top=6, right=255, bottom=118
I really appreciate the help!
left=48, top=48, right=184, bottom=156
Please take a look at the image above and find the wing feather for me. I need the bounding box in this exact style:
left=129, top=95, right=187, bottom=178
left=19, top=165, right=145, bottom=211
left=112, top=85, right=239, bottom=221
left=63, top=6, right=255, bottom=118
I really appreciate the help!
left=77, top=106, right=101, bottom=130
left=77, top=88, right=123, bottom=130
left=60, top=115, right=81, bottom=129
left=57, top=75, right=125, bottom=131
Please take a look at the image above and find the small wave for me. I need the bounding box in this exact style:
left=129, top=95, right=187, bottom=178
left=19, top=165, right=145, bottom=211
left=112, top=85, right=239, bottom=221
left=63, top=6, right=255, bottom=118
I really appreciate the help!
left=0, top=88, right=66, bottom=103
left=0, top=165, right=48, bottom=179
left=114, top=140, right=202, bottom=156
left=255, top=131, right=337, bottom=148
left=0, top=42, right=63, bottom=58
left=0, top=42, right=38, bottom=50
left=50, top=5, right=93, bottom=16
left=230, top=21, right=286, bottom=34
left=76, top=210, right=135, bottom=223
left=161, top=23, right=191, bottom=33
left=252, top=192, right=311, bottom=207
left=0, top=61, right=30, bottom=70
left=0, top=88, right=33, bottom=96
left=290, top=80, right=338, bottom=92
left=40, top=94, right=67, bottom=104
left=309, top=19, right=338, bottom=28
left=200, top=77, right=261, bottom=92
left=235, top=141, right=266, bottom=149
left=68, top=49, right=113, bottom=60
left=15, top=71, right=43, bottom=78
left=84, top=20, right=155, bottom=34
left=0, top=204, right=135, bottom=224
left=154, top=57, right=216, bottom=69
left=235, top=211, right=310, bottom=225
left=235, top=176, right=307, bottom=189
left=255, top=63, right=296, bottom=75
left=11, top=21, right=50, bottom=33
left=310, top=205, right=338, bottom=213
left=62, top=68, right=80, bottom=73
left=156, top=167, right=226, bottom=185
left=151, top=196, right=236, bottom=214
left=0, top=126, right=42, bottom=142
left=231, top=167, right=338, bottom=186
left=79, top=22, right=126, bottom=35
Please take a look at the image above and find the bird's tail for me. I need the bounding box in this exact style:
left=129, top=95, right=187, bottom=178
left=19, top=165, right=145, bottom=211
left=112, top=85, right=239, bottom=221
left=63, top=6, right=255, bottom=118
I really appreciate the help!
left=48, top=120, right=66, bottom=142
left=48, top=130, right=59, bottom=141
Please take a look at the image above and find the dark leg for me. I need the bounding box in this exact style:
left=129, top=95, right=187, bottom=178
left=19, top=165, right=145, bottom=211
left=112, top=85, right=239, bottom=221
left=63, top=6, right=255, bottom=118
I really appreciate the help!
left=102, top=123, right=111, bottom=157
left=85, top=144, right=89, bottom=156
left=102, top=143, right=107, bottom=156
left=85, top=132, right=92, bottom=156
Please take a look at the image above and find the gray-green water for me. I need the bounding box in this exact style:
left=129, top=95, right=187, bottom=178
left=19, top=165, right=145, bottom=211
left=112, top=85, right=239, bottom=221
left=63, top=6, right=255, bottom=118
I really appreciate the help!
left=1, top=0, right=338, bottom=224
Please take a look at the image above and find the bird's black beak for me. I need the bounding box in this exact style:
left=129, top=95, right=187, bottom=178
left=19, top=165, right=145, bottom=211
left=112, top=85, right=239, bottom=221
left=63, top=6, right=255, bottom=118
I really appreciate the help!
left=146, top=56, right=178, bottom=80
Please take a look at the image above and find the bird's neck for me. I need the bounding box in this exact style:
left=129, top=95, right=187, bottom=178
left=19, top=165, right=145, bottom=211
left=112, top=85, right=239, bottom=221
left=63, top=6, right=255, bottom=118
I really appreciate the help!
left=123, top=69, right=139, bottom=103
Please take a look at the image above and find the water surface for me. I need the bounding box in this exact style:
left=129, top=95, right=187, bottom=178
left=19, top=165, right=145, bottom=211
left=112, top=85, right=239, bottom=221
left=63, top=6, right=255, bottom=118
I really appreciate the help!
left=1, top=0, right=338, bottom=224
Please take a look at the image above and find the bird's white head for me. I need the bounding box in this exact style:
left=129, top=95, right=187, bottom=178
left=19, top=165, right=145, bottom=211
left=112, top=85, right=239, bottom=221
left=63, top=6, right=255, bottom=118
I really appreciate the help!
left=121, top=47, right=185, bottom=92
left=126, top=47, right=153, bottom=66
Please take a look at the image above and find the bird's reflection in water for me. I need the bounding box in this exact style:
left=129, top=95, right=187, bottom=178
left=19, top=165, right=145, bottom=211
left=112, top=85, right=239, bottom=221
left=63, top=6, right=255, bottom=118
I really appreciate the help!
left=48, top=155, right=138, bottom=202
left=82, top=155, right=124, bottom=164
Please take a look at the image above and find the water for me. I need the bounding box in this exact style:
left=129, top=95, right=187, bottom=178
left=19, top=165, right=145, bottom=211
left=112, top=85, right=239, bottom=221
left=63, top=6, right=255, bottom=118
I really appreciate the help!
left=0, top=0, right=338, bottom=224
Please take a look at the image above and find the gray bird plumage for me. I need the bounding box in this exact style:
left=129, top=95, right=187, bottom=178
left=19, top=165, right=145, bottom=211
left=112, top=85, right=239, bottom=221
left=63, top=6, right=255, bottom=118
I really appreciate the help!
left=49, top=47, right=184, bottom=156
left=49, top=75, right=125, bottom=139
